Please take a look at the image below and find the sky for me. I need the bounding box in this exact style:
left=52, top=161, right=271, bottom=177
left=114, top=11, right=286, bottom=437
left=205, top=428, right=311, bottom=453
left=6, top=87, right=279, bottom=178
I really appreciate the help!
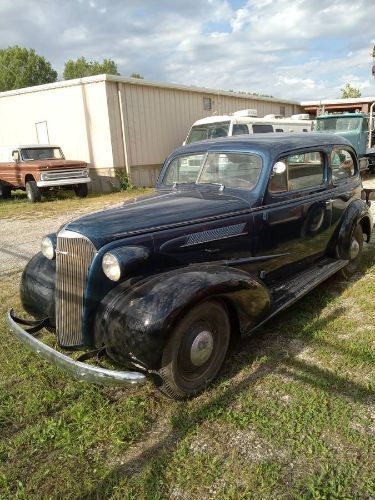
left=0, top=0, right=374, bottom=101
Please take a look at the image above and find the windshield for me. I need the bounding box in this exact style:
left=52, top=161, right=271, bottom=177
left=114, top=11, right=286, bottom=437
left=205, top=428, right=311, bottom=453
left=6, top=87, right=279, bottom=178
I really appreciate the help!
left=316, top=116, right=362, bottom=132
left=186, top=121, right=230, bottom=144
left=21, top=148, right=64, bottom=160
left=162, top=152, right=262, bottom=190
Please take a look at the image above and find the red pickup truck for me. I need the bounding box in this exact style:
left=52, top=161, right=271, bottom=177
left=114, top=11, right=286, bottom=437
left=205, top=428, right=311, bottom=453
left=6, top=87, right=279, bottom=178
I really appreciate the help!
left=0, top=145, right=91, bottom=202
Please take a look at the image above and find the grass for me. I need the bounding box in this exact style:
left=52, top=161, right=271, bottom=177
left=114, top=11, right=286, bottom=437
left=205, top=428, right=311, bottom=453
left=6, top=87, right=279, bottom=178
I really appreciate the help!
left=0, top=188, right=152, bottom=220
left=0, top=194, right=374, bottom=498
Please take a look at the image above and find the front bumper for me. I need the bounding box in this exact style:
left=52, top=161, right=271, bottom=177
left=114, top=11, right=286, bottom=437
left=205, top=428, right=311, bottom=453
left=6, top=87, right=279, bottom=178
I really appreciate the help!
left=7, top=309, right=147, bottom=387
left=37, top=177, right=91, bottom=188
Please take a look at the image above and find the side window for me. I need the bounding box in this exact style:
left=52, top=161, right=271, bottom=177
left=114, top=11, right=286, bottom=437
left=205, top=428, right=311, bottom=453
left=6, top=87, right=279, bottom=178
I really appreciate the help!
left=203, top=97, right=212, bottom=110
left=269, top=151, right=325, bottom=194
left=331, top=149, right=356, bottom=182
left=252, top=124, right=274, bottom=133
left=232, top=124, right=249, bottom=136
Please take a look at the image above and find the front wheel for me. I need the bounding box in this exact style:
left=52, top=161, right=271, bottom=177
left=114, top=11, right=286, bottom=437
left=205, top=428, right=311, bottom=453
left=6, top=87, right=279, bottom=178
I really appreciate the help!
left=338, top=224, right=363, bottom=279
left=0, top=182, right=11, bottom=199
left=156, top=300, right=231, bottom=400
left=26, top=181, right=41, bottom=203
left=74, top=184, right=88, bottom=198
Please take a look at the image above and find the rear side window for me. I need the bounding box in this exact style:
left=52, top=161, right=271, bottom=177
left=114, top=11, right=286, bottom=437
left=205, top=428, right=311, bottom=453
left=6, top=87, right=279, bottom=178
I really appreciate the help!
left=331, top=149, right=356, bottom=182
left=232, top=124, right=249, bottom=135
left=252, top=124, right=274, bottom=133
left=269, top=151, right=325, bottom=193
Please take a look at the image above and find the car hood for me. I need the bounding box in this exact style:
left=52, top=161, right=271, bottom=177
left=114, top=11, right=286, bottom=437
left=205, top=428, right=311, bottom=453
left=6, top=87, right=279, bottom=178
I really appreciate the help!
left=63, top=187, right=251, bottom=247
left=23, top=160, right=87, bottom=170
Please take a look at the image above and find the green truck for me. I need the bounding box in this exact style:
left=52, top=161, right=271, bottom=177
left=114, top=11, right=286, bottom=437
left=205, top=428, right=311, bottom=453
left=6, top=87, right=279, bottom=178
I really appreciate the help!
left=316, top=110, right=375, bottom=172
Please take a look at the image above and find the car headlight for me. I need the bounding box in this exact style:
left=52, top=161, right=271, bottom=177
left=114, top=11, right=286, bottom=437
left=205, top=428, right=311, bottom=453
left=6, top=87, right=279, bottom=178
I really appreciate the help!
left=102, top=252, right=122, bottom=281
left=41, top=236, right=55, bottom=260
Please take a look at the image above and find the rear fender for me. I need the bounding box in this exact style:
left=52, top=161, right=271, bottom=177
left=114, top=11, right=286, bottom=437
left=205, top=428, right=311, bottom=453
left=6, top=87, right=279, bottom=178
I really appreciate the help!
left=336, top=199, right=372, bottom=259
left=95, top=265, right=271, bottom=370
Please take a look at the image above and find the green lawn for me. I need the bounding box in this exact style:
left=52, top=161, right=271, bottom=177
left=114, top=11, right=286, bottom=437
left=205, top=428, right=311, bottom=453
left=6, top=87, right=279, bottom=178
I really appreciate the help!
left=0, top=198, right=374, bottom=498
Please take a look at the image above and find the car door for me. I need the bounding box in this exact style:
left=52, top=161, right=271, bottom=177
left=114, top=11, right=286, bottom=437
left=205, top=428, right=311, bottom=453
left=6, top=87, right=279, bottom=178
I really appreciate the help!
left=252, top=148, right=335, bottom=280
left=329, top=146, right=361, bottom=229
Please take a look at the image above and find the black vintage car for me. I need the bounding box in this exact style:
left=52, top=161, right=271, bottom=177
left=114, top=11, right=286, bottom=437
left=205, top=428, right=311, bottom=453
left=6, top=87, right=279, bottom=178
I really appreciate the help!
left=8, top=134, right=374, bottom=400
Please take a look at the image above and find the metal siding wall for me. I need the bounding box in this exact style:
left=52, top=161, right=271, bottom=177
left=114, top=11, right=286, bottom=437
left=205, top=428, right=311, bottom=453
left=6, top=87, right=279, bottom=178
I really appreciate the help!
left=105, top=82, right=125, bottom=168
left=119, top=83, right=302, bottom=170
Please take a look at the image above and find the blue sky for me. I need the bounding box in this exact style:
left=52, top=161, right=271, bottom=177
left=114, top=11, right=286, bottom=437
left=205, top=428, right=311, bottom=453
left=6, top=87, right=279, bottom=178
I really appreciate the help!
left=0, top=0, right=374, bottom=101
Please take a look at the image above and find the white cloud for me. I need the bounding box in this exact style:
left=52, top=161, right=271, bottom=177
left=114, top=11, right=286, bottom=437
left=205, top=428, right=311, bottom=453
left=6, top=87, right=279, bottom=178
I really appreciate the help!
left=0, top=0, right=374, bottom=100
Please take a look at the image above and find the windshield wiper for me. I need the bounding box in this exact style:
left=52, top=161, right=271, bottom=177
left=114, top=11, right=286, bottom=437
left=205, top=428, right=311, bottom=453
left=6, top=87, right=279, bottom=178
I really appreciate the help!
left=197, top=182, right=225, bottom=192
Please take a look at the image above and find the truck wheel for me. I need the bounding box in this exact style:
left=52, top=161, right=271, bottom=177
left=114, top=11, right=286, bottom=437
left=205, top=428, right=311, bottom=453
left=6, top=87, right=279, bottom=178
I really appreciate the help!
left=0, top=182, right=11, bottom=199
left=339, top=224, right=363, bottom=279
left=26, top=181, right=41, bottom=203
left=74, top=184, right=88, bottom=198
left=157, top=300, right=230, bottom=400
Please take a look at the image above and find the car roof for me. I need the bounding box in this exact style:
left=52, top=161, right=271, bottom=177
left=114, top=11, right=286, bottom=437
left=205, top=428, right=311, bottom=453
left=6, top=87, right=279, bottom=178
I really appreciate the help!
left=176, top=133, right=353, bottom=158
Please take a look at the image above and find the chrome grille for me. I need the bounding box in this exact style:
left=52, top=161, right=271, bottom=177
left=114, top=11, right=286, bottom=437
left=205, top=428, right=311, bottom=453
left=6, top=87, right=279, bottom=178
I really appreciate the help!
left=41, top=169, right=88, bottom=181
left=55, top=230, right=96, bottom=347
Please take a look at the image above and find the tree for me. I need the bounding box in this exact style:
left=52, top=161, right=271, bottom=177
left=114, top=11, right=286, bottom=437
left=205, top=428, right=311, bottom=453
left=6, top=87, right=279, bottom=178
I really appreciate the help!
left=340, top=83, right=361, bottom=98
left=0, top=46, right=57, bottom=92
left=63, top=57, right=120, bottom=80
left=130, top=73, right=144, bottom=79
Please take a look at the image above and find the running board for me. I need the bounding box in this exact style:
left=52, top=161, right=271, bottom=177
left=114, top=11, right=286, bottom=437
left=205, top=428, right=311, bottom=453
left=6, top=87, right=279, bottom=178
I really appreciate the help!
left=252, top=258, right=348, bottom=333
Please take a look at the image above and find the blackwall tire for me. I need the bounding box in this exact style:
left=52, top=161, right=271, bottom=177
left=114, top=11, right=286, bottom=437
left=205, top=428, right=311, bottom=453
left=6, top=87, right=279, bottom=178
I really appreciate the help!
left=74, top=184, right=88, bottom=198
left=338, top=224, right=363, bottom=279
left=0, top=182, right=11, bottom=199
left=157, top=300, right=231, bottom=400
left=26, top=181, right=41, bottom=203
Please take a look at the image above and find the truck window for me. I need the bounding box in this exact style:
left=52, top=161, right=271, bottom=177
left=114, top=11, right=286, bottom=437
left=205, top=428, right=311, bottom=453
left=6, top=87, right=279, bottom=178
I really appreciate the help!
left=186, top=122, right=230, bottom=144
left=21, top=148, right=64, bottom=160
left=316, top=117, right=361, bottom=132
left=252, top=124, right=274, bottom=133
left=232, top=124, right=249, bottom=136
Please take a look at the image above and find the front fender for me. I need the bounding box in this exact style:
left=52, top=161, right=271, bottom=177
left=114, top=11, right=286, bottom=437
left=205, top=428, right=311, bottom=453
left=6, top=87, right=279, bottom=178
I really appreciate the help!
left=20, top=252, right=56, bottom=324
left=95, top=265, right=271, bottom=369
left=337, top=199, right=372, bottom=259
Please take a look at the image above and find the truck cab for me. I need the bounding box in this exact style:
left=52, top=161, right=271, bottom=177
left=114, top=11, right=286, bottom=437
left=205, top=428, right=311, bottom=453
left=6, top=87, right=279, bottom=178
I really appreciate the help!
left=0, top=144, right=91, bottom=202
left=316, top=113, right=375, bottom=171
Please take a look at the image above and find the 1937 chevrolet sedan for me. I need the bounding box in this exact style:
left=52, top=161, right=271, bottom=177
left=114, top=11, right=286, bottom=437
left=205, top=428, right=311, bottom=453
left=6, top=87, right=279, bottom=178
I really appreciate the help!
left=7, top=134, right=374, bottom=400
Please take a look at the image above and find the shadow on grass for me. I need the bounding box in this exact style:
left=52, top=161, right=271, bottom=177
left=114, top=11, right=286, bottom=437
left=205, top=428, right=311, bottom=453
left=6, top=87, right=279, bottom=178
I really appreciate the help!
left=82, top=248, right=375, bottom=498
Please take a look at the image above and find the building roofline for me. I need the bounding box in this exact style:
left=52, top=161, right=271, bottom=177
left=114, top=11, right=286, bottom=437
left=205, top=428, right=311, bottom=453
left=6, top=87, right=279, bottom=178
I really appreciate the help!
left=0, top=73, right=300, bottom=105
left=301, top=97, right=375, bottom=106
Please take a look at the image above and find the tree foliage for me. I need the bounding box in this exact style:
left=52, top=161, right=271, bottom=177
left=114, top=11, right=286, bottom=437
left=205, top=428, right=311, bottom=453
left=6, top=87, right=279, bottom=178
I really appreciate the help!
left=340, top=83, right=362, bottom=99
left=0, top=46, right=57, bottom=92
left=63, top=57, right=120, bottom=80
left=130, top=73, right=144, bottom=79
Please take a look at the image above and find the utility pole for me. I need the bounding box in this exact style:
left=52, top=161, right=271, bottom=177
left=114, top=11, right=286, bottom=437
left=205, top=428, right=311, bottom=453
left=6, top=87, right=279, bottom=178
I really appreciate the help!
left=372, top=44, right=375, bottom=77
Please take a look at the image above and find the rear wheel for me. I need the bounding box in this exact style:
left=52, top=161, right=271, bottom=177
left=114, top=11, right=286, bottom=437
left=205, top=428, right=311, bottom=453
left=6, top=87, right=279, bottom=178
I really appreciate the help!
left=74, top=184, right=88, bottom=198
left=0, top=182, right=11, bottom=199
left=157, top=300, right=231, bottom=400
left=26, top=181, right=41, bottom=203
left=338, top=224, right=363, bottom=279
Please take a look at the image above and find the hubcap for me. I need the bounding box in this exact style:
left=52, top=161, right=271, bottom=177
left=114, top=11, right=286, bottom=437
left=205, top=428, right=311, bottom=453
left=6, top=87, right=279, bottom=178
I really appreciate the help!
left=190, top=330, right=214, bottom=367
left=350, top=238, right=360, bottom=259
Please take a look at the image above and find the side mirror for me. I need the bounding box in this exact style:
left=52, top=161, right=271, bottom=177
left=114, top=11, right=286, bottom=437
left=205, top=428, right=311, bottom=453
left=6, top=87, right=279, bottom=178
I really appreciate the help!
left=12, top=151, right=19, bottom=162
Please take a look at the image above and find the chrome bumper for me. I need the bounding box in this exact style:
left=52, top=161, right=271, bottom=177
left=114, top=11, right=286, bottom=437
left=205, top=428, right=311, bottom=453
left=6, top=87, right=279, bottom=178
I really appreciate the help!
left=7, top=309, right=147, bottom=387
left=37, top=177, right=91, bottom=187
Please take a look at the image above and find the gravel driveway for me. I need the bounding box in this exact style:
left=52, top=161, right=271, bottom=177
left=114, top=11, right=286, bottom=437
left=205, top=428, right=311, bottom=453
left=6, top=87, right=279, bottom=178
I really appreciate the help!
left=0, top=201, right=123, bottom=279
left=1, top=180, right=374, bottom=280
